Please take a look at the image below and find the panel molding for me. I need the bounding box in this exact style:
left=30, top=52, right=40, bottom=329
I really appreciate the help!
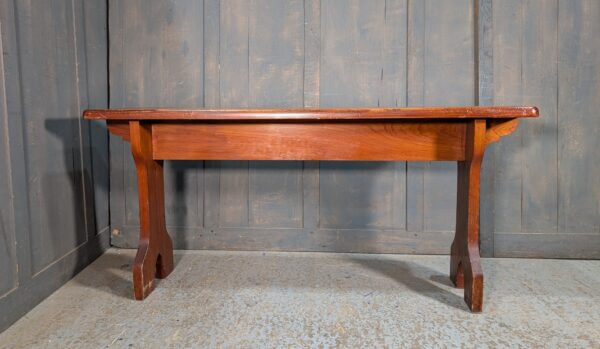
left=0, top=7, right=18, bottom=298
left=477, top=0, right=495, bottom=257
left=494, top=232, right=600, bottom=259
left=112, top=224, right=453, bottom=255
left=0, top=229, right=109, bottom=333
left=0, top=0, right=110, bottom=333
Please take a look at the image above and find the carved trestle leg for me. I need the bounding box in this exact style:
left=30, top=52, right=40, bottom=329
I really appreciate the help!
left=450, top=119, right=486, bottom=312
left=129, top=121, right=174, bottom=300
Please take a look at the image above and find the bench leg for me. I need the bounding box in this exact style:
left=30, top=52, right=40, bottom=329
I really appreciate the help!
left=130, top=121, right=174, bottom=300
left=450, top=120, right=486, bottom=312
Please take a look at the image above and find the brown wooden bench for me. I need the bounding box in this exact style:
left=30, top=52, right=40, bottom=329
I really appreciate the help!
left=84, top=106, right=538, bottom=312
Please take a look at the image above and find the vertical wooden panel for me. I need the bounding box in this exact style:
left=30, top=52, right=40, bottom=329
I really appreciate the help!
left=319, top=162, right=398, bottom=229
left=218, top=162, right=249, bottom=227
left=107, top=0, right=127, bottom=235
left=406, top=0, right=474, bottom=233
left=493, top=0, right=559, bottom=234
left=303, top=0, right=320, bottom=108
left=219, top=0, right=249, bottom=109
left=108, top=0, right=204, bottom=243
left=203, top=0, right=220, bottom=109
left=249, top=162, right=303, bottom=228
left=406, top=0, right=425, bottom=232
left=381, top=0, right=407, bottom=109
left=70, top=0, right=111, bottom=245
left=492, top=0, right=523, bottom=234
left=477, top=0, right=495, bottom=256
left=557, top=0, right=600, bottom=234
left=0, top=21, right=17, bottom=296
left=0, top=0, right=109, bottom=332
left=249, top=0, right=304, bottom=108
left=218, top=0, right=306, bottom=229
left=16, top=0, right=87, bottom=273
left=421, top=0, right=474, bottom=232
left=202, top=0, right=221, bottom=231
left=248, top=0, right=304, bottom=228
left=320, top=0, right=407, bottom=231
left=164, top=161, right=203, bottom=229
left=218, top=0, right=250, bottom=227
left=159, top=0, right=205, bottom=242
left=322, top=1, right=389, bottom=107
left=73, top=0, right=111, bottom=243
left=111, top=1, right=160, bottom=228
left=302, top=0, right=321, bottom=230
left=520, top=0, right=558, bottom=233
left=0, top=0, right=33, bottom=297
left=492, top=0, right=599, bottom=257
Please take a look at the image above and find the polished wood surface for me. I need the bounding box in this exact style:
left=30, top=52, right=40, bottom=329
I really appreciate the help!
left=151, top=121, right=467, bottom=161
left=485, top=119, right=520, bottom=145
left=107, top=121, right=130, bottom=141
left=129, top=121, right=174, bottom=300
left=450, top=119, right=486, bottom=312
left=85, top=107, right=538, bottom=312
left=85, top=106, right=538, bottom=121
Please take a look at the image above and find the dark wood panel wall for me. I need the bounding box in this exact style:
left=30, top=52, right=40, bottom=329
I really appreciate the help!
left=108, top=0, right=599, bottom=259
left=489, top=0, right=600, bottom=258
left=0, top=0, right=109, bottom=333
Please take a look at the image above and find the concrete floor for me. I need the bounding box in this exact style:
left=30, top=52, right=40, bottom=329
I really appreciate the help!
left=1, top=249, right=599, bottom=348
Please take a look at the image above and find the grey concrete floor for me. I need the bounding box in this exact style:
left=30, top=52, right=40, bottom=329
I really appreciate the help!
left=1, top=249, right=599, bottom=348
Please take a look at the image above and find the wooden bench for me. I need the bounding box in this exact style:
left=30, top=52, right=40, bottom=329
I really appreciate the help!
left=84, top=106, right=538, bottom=312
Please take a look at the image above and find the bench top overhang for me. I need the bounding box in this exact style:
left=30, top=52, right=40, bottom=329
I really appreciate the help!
left=84, top=106, right=539, bottom=121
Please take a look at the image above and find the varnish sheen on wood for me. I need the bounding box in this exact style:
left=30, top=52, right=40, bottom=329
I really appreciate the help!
left=151, top=121, right=467, bottom=161
left=86, top=106, right=538, bottom=120
left=85, top=106, right=538, bottom=312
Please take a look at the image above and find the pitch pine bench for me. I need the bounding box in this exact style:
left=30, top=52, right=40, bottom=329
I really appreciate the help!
left=84, top=106, right=538, bottom=312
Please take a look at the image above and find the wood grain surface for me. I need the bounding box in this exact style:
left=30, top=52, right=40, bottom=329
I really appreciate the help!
left=129, top=121, right=174, bottom=300
left=150, top=121, right=467, bottom=161
left=450, top=119, right=487, bottom=312
left=84, top=106, right=538, bottom=121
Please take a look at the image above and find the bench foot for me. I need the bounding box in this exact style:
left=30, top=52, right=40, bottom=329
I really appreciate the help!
left=130, top=121, right=174, bottom=300
left=132, top=235, right=174, bottom=300
left=450, top=244, right=483, bottom=312
left=450, top=120, right=486, bottom=313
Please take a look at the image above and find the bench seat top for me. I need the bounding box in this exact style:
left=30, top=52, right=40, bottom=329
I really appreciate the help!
left=84, top=106, right=538, bottom=121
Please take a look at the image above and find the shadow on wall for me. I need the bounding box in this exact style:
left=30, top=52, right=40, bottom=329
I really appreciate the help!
left=163, top=160, right=202, bottom=251
left=44, top=118, right=109, bottom=285
left=45, top=118, right=192, bottom=299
